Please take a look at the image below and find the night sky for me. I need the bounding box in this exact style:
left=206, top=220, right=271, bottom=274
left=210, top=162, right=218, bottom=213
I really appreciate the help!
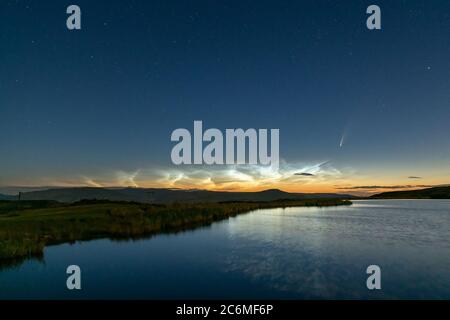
left=1, top=0, right=449, bottom=194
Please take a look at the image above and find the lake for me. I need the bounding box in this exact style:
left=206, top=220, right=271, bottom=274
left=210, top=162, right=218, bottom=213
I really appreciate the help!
left=1, top=200, right=450, bottom=299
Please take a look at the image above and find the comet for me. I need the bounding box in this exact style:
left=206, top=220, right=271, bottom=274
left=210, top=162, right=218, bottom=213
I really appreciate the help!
left=339, top=133, right=345, bottom=148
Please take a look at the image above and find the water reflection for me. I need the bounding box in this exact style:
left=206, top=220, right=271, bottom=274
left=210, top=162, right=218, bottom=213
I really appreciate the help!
left=1, top=200, right=450, bottom=299
left=222, top=201, right=450, bottom=298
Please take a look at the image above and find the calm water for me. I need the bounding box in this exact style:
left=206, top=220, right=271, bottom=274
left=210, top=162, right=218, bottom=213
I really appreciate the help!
left=1, top=200, right=450, bottom=299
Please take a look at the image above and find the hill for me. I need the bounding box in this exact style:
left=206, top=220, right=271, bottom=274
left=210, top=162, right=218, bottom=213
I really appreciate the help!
left=17, top=187, right=356, bottom=204
left=0, top=194, right=15, bottom=201
left=370, top=186, right=450, bottom=199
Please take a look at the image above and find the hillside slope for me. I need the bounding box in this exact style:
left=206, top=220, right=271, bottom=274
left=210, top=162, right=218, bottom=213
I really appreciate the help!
left=371, top=186, right=450, bottom=199
left=18, top=187, right=356, bottom=203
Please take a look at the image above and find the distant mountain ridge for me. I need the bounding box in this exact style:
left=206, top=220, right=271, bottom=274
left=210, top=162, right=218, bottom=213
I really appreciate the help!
left=16, top=187, right=356, bottom=204
left=0, top=193, right=16, bottom=201
left=371, top=186, right=450, bottom=199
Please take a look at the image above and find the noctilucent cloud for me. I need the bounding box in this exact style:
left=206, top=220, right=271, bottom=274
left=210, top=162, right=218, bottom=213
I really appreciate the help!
left=1, top=0, right=449, bottom=195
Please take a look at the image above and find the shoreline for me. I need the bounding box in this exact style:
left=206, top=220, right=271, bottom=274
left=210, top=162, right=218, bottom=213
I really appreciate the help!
left=0, top=198, right=351, bottom=269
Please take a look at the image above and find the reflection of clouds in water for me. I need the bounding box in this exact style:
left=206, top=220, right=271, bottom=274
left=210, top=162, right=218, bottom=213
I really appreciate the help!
left=220, top=203, right=450, bottom=299
left=218, top=200, right=450, bottom=299
left=230, top=244, right=367, bottom=297
left=222, top=208, right=368, bottom=299
left=223, top=237, right=359, bottom=298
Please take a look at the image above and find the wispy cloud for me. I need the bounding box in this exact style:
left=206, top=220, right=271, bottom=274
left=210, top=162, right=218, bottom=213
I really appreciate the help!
left=408, top=176, right=422, bottom=179
left=3, top=160, right=356, bottom=193
left=132, top=159, right=346, bottom=191
left=81, top=177, right=103, bottom=187
left=115, top=170, right=140, bottom=187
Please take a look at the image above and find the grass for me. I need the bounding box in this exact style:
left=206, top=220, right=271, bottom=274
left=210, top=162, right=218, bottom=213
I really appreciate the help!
left=0, top=198, right=351, bottom=268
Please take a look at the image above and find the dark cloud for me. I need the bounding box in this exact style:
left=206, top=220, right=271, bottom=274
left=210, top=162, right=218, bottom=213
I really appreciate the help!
left=408, top=176, right=422, bottom=179
left=294, top=173, right=315, bottom=176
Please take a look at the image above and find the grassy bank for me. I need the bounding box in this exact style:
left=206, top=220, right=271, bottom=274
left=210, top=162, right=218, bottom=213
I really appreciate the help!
left=0, top=198, right=351, bottom=268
